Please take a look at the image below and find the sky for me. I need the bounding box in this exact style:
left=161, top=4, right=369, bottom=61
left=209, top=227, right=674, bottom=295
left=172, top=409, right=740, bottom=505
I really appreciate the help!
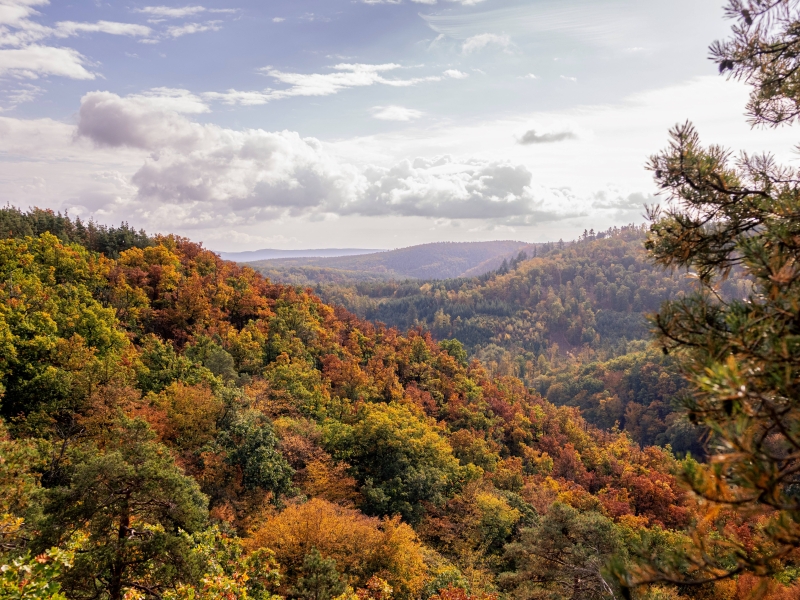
left=1, top=0, right=799, bottom=251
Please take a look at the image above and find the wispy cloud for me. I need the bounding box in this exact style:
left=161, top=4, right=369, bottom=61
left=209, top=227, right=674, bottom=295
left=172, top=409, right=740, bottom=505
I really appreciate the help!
left=421, top=3, right=642, bottom=47
left=166, top=21, right=221, bottom=38
left=0, top=82, right=44, bottom=110
left=202, top=89, right=272, bottom=106
left=371, top=105, right=423, bottom=121
left=55, top=21, right=152, bottom=37
left=135, top=5, right=237, bottom=18
left=0, top=3, right=153, bottom=49
left=0, top=1, right=213, bottom=79
left=0, top=45, right=96, bottom=79
left=299, top=13, right=331, bottom=23
left=204, top=64, right=447, bottom=105
left=462, top=33, right=511, bottom=54
left=136, top=6, right=206, bottom=18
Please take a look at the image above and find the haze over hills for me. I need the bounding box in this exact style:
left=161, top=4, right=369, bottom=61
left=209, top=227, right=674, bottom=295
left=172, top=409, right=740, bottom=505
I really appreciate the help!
left=247, top=240, right=532, bottom=283
left=217, top=248, right=384, bottom=262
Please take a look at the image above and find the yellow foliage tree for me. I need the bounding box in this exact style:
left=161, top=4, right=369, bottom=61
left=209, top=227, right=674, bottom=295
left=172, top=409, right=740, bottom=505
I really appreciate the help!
left=247, top=498, right=426, bottom=599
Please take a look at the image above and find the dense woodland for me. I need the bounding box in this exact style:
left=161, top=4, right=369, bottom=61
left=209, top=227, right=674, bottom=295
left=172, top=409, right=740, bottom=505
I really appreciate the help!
left=7, top=1, right=800, bottom=597
left=4, top=206, right=793, bottom=599
left=278, top=227, right=749, bottom=455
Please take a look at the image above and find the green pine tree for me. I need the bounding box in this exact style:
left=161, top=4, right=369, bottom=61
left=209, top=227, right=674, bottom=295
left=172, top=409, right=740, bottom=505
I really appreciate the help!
left=628, top=0, right=800, bottom=588
left=293, top=548, right=346, bottom=600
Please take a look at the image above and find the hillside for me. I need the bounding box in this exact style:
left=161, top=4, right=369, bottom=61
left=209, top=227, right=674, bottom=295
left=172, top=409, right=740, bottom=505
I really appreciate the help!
left=0, top=207, right=711, bottom=600
left=248, top=240, right=531, bottom=282
left=316, top=227, right=682, bottom=353
left=311, top=226, right=750, bottom=453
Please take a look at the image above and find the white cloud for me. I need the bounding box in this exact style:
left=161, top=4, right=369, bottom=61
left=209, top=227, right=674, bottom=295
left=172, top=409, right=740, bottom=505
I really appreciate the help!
left=76, top=89, right=209, bottom=150
left=0, top=1, right=155, bottom=78
left=0, top=44, right=94, bottom=79
left=560, top=75, right=577, bottom=82
left=461, top=33, right=511, bottom=54
left=299, top=13, right=330, bottom=23
left=371, top=106, right=423, bottom=121
left=72, top=90, right=568, bottom=225
left=136, top=6, right=207, bottom=18
left=204, top=63, right=443, bottom=105
left=265, top=63, right=441, bottom=98
left=166, top=21, right=221, bottom=37
left=443, top=68, right=468, bottom=79
left=127, top=87, right=210, bottom=114
left=0, top=1, right=232, bottom=65
left=272, top=17, right=285, bottom=23
left=54, top=20, right=152, bottom=37
left=5, top=76, right=799, bottom=248
left=351, top=158, right=558, bottom=221
left=0, top=1, right=152, bottom=46
left=0, top=0, right=47, bottom=28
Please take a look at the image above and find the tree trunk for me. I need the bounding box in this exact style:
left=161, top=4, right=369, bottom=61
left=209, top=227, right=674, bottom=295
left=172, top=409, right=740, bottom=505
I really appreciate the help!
left=109, top=501, right=130, bottom=600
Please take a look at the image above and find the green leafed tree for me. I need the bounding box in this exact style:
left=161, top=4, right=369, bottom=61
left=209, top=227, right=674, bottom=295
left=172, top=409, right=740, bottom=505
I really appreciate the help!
left=628, top=0, right=800, bottom=588
left=0, top=234, right=128, bottom=425
left=217, top=409, right=295, bottom=500
left=0, top=547, right=73, bottom=600
left=324, top=402, right=471, bottom=524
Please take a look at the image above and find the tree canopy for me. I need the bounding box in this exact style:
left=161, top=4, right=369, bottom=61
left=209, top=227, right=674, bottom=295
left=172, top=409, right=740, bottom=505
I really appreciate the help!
left=624, top=0, right=800, bottom=590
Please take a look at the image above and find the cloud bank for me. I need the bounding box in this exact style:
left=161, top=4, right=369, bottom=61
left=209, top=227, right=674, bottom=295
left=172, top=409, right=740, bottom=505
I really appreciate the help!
left=74, top=90, right=573, bottom=226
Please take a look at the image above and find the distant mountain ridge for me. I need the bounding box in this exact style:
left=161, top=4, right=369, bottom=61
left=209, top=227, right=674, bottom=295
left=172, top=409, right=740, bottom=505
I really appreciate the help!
left=217, top=247, right=383, bottom=262
left=246, top=240, right=530, bottom=282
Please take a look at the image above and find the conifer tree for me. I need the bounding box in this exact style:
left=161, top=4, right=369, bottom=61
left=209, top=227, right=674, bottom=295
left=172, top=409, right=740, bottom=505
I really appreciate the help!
left=293, top=548, right=346, bottom=600
left=501, top=503, right=622, bottom=600
left=628, top=0, right=800, bottom=588
left=37, top=417, right=208, bottom=600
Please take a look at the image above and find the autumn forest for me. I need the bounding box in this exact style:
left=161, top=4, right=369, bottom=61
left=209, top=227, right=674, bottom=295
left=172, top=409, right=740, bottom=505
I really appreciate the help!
left=5, top=1, right=800, bottom=599
left=0, top=184, right=793, bottom=600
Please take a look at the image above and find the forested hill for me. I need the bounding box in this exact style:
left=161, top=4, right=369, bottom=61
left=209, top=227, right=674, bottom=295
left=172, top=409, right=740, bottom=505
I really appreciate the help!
left=247, top=240, right=531, bottom=283
left=313, top=226, right=750, bottom=453
left=316, top=226, right=686, bottom=353
left=0, top=206, right=711, bottom=599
